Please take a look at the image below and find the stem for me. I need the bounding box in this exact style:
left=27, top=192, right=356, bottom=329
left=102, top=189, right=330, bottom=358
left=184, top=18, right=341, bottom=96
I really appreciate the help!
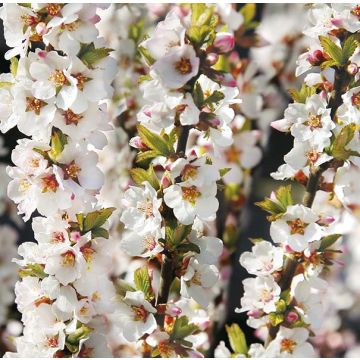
left=156, top=125, right=191, bottom=324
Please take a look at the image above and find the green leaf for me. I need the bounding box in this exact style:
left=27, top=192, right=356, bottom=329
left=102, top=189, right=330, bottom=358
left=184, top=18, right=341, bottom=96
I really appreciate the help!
left=66, top=324, right=92, bottom=353
left=176, top=242, right=201, bottom=254
left=330, top=123, right=360, bottom=160
left=191, top=4, right=207, bottom=25
left=276, top=185, right=293, bottom=208
left=170, top=316, right=198, bottom=341
left=219, top=167, right=231, bottom=177
left=83, top=207, right=115, bottom=233
left=187, top=25, right=213, bottom=47
left=76, top=213, right=84, bottom=232
left=319, top=36, right=342, bottom=65
left=115, top=279, right=136, bottom=297
left=288, top=84, right=317, bottom=103
left=91, top=227, right=109, bottom=239
left=204, top=90, right=225, bottom=105
left=240, top=4, right=256, bottom=24
left=276, top=299, right=287, bottom=313
left=136, top=150, right=160, bottom=164
left=19, top=263, right=47, bottom=279
left=225, top=324, right=248, bottom=355
left=319, top=234, right=342, bottom=251
left=129, top=165, right=160, bottom=190
left=268, top=312, right=284, bottom=326
left=192, top=82, right=204, bottom=108
left=138, top=46, right=155, bottom=66
left=137, top=124, right=172, bottom=157
left=10, top=57, right=18, bottom=76
left=165, top=219, right=192, bottom=248
left=48, top=128, right=68, bottom=161
left=320, top=59, right=338, bottom=70
left=341, top=35, right=358, bottom=65
left=134, top=266, right=154, bottom=300
left=77, top=43, right=112, bottom=68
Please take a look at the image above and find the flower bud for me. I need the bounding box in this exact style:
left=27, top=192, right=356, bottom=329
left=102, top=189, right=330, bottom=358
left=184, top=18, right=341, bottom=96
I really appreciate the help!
left=36, top=22, right=48, bottom=36
left=247, top=309, right=262, bottom=318
left=129, top=136, right=148, bottom=150
left=71, top=231, right=81, bottom=242
left=167, top=306, right=182, bottom=317
left=307, top=50, right=326, bottom=66
left=206, top=53, right=219, bottom=65
left=213, top=32, right=235, bottom=53
left=160, top=173, right=171, bottom=189
left=347, top=63, right=358, bottom=75
left=214, top=73, right=237, bottom=87
left=286, top=311, right=299, bottom=323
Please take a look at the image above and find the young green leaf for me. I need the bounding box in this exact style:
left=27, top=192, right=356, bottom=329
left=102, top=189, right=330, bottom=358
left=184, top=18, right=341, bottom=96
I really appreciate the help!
left=319, top=234, right=342, bottom=251
left=129, top=165, right=160, bottom=190
left=83, top=207, right=115, bottom=233
left=48, top=128, right=68, bottom=161
left=134, top=266, right=154, bottom=300
left=10, top=57, right=19, bottom=76
left=225, top=323, right=248, bottom=355
left=330, top=123, right=360, bottom=160
left=240, top=3, right=256, bottom=24
left=319, top=35, right=342, bottom=65
left=137, top=124, right=172, bottom=156
left=77, top=43, right=113, bottom=68
left=170, top=316, right=198, bottom=341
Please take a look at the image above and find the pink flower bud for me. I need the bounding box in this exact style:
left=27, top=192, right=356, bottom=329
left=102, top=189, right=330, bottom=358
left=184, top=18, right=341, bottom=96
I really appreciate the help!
left=37, top=50, right=47, bottom=59
left=90, top=14, right=101, bottom=24
left=206, top=53, right=219, bottom=65
left=247, top=309, right=262, bottom=318
left=331, top=18, right=343, bottom=27
left=270, top=119, right=290, bottom=132
left=286, top=311, right=298, bottom=323
left=347, top=63, right=358, bottom=75
left=318, top=216, right=335, bottom=225
left=209, top=117, right=221, bottom=127
left=213, top=32, right=235, bottom=53
left=284, top=244, right=294, bottom=253
left=306, top=49, right=326, bottom=66
left=214, top=73, right=237, bottom=87
left=71, top=231, right=81, bottom=242
left=160, top=174, right=171, bottom=189
left=36, top=22, right=47, bottom=36
left=129, top=136, right=148, bottom=150
left=71, top=193, right=75, bottom=200
left=167, top=306, right=182, bottom=317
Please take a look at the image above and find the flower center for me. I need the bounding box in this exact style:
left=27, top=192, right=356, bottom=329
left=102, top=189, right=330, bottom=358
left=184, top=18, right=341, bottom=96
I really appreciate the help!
left=137, top=199, right=154, bottom=217
left=280, top=338, right=296, bottom=353
left=191, top=270, right=202, bottom=285
left=61, top=250, right=76, bottom=267
left=47, top=336, right=59, bottom=348
left=72, top=73, right=90, bottom=91
left=41, top=174, right=59, bottom=192
left=63, top=161, right=81, bottom=180
left=62, top=20, right=80, bottom=32
left=225, top=146, right=241, bottom=163
left=143, top=234, right=157, bottom=251
left=287, top=218, right=307, bottom=235
left=306, top=150, right=319, bottom=164
left=306, top=114, right=322, bottom=129
left=52, top=231, right=65, bottom=243
left=182, top=186, right=201, bottom=205
left=261, top=260, right=274, bottom=272
left=21, top=14, right=38, bottom=27
left=80, top=245, right=95, bottom=262
left=181, top=164, right=198, bottom=181
left=63, top=109, right=83, bottom=125
left=91, top=291, right=101, bottom=302
left=158, top=341, right=173, bottom=357
left=31, top=158, right=40, bottom=168
left=19, top=179, right=31, bottom=192
left=132, top=305, right=149, bottom=322
left=352, top=5, right=360, bottom=18
left=175, top=57, right=192, bottom=75
left=260, top=289, right=273, bottom=303
left=351, top=93, right=360, bottom=108
left=49, top=70, right=68, bottom=87
left=26, top=97, right=47, bottom=115
left=46, top=4, right=62, bottom=17
left=79, top=305, right=90, bottom=316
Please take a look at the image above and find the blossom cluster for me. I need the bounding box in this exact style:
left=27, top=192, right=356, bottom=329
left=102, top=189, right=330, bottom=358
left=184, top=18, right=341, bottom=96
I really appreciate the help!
left=0, top=3, right=119, bottom=357
left=111, top=4, right=248, bottom=356
left=216, top=3, right=360, bottom=358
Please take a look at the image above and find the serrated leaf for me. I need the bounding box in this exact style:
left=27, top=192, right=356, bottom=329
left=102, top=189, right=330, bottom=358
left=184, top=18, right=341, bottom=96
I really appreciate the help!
left=276, top=185, right=293, bottom=208
left=134, top=266, right=154, bottom=300
left=320, top=59, right=338, bottom=70
left=341, top=35, right=358, bottom=65
left=83, top=207, right=115, bottom=233
left=330, top=123, right=359, bottom=160
left=91, top=227, right=109, bottom=239
left=77, top=43, right=112, bottom=68
left=225, top=324, right=248, bottom=355
left=166, top=219, right=192, bottom=248
left=170, top=316, right=198, bottom=340
left=192, top=82, right=204, bottom=108
left=76, top=213, right=84, bottom=232
left=137, top=124, right=172, bottom=156
left=255, top=198, right=285, bottom=216
left=10, top=57, right=18, bottom=76
left=48, top=128, right=68, bottom=161
left=319, top=35, right=342, bottom=65
left=319, top=234, right=342, bottom=251
left=191, top=4, right=207, bottom=25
